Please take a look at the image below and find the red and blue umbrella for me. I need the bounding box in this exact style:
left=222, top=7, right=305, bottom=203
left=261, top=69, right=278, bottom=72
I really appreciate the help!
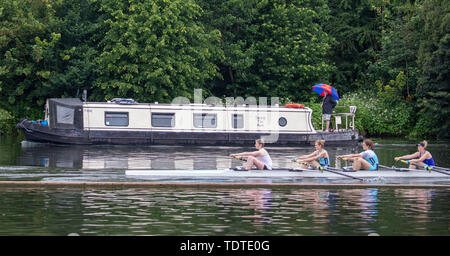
left=312, top=83, right=339, bottom=100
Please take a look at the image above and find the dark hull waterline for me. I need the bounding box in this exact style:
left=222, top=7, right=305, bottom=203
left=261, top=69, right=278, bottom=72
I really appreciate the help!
left=17, top=119, right=362, bottom=146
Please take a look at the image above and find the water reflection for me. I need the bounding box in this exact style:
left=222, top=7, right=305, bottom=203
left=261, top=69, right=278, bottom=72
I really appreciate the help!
left=1, top=187, right=448, bottom=235
left=10, top=141, right=449, bottom=184
left=16, top=140, right=450, bottom=171
left=2, top=138, right=450, bottom=236
left=394, top=189, right=433, bottom=221
left=0, top=136, right=433, bottom=172
left=17, top=141, right=361, bottom=170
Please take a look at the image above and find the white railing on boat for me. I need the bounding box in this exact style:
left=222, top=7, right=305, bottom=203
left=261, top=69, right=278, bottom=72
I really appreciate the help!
left=322, top=105, right=357, bottom=131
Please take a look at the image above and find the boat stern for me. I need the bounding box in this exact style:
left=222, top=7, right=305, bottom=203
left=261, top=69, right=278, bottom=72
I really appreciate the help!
left=16, top=118, right=90, bottom=144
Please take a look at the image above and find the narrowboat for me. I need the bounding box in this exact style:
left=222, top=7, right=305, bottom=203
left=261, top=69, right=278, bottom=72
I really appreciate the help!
left=16, top=98, right=362, bottom=146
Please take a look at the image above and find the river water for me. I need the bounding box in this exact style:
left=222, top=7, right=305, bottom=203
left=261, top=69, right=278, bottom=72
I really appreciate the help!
left=0, top=136, right=449, bottom=235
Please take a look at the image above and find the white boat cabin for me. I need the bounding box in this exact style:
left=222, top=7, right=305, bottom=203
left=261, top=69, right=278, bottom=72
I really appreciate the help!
left=44, top=98, right=316, bottom=134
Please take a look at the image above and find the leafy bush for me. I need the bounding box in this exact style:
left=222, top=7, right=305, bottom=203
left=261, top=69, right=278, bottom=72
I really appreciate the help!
left=409, top=115, right=439, bottom=139
left=338, top=91, right=414, bottom=136
left=0, top=109, right=16, bottom=135
left=305, top=100, right=322, bottom=130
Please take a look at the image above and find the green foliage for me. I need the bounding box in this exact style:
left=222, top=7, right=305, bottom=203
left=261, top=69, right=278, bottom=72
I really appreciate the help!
left=325, top=0, right=382, bottom=93
left=49, top=0, right=104, bottom=99
left=0, top=0, right=448, bottom=139
left=375, top=71, right=408, bottom=103
left=93, top=0, right=222, bottom=102
left=0, top=0, right=60, bottom=117
left=415, top=0, right=450, bottom=138
left=366, top=0, right=420, bottom=102
left=0, top=108, right=16, bottom=135
left=338, top=91, right=414, bottom=136
left=305, top=100, right=322, bottom=130
left=200, top=0, right=334, bottom=100
left=409, top=115, right=440, bottom=139
left=0, top=109, right=12, bottom=120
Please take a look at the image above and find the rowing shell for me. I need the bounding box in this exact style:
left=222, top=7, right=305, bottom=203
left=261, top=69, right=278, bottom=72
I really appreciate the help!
left=125, top=168, right=450, bottom=179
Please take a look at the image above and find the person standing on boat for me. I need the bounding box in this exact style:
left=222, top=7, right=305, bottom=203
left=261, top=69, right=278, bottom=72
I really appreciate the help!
left=293, top=140, right=330, bottom=169
left=230, top=139, right=273, bottom=170
left=322, top=90, right=337, bottom=132
left=337, top=139, right=379, bottom=171
left=394, top=141, right=435, bottom=169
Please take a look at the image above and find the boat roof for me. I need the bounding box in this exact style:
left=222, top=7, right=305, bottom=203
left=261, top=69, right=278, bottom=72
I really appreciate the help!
left=83, top=100, right=311, bottom=110
left=48, top=98, right=83, bottom=107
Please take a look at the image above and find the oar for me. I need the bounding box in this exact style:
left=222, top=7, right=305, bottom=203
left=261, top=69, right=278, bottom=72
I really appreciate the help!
left=378, top=164, right=397, bottom=170
left=397, top=159, right=450, bottom=172
left=431, top=165, right=450, bottom=172
left=326, top=166, right=345, bottom=171
left=400, top=160, right=432, bottom=170
left=337, top=157, right=358, bottom=170
left=378, top=164, right=412, bottom=172
left=400, top=160, right=450, bottom=176
left=291, top=159, right=364, bottom=181
left=230, top=154, right=247, bottom=161
left=290, top=158, right=324, bottom=170
left=230, top=155, right=290, bottom=171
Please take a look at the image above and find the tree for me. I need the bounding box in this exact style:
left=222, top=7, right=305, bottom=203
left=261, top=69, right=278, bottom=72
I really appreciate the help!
left=366, top=0, right=420, bottom=102
left=50, top=0, right=105, bottom=100
left=199, top=0, right=335, bottom=101
left=415, top=0, right=450, bottom=138
left=93, top=0, right=222, bottom=102
left=324, top=0, right=382, bottom=93
left=0, top=0, right=60, bottom=118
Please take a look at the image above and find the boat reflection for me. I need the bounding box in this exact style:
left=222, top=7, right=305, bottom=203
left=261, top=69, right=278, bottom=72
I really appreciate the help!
left=217, top=188, right=382, bottom=235
left=18, top=142, right=237, bottom=170
left=0, top=186, right=447, bottom=235
left=19, top=141, right=355, bottom=170
left=394, top=189, right=433, bottom=220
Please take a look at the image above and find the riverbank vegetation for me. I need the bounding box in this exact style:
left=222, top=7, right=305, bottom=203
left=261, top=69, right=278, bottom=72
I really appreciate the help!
left=0, top=0, right=448, bottom=138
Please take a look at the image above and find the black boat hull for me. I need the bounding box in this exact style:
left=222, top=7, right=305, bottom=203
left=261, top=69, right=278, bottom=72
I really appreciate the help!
left=17, top=119, right=362, bottom=146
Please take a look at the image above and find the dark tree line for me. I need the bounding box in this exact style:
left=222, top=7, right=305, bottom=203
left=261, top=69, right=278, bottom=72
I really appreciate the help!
left=0, top=0, right=448, bottom=138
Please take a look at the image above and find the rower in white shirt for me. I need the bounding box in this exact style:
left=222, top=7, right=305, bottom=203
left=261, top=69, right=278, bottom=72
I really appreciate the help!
left=230, top=139, right=273, bottom=170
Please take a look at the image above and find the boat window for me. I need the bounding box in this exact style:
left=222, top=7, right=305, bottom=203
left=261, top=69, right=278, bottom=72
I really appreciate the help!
left=105, top=112, right=129, bottom=126
left=152, top=113, right=175, bottom=127
left=232, top=114, right=244, bottom=129
left=193, top=113, right=217, bottom=128
left=56, top=105, right=75, bottom=124
left=279, top=117, right=287, bottom=127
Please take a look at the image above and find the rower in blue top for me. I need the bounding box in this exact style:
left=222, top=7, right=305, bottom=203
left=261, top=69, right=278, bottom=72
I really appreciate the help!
left=394, top=140, right=435, bottom=169
left=337, top=139, right=379, bottom=171
left=293, top=140, right=330, bottom=169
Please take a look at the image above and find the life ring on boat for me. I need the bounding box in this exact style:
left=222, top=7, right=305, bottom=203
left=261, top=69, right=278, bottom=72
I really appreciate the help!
left=285, top=103, right=304, bottom=108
